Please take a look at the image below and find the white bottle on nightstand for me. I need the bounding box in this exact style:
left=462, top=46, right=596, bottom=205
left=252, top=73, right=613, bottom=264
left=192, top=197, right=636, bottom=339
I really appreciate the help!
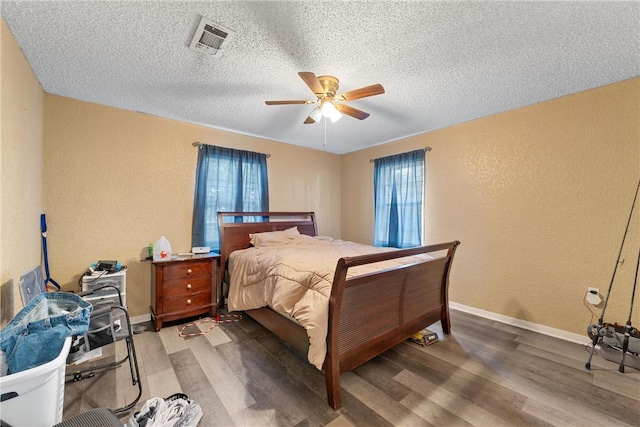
left=153, top=236, right=172, bottom=261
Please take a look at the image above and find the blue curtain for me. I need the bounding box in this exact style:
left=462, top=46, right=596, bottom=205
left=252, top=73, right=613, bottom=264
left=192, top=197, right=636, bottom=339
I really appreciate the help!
left=373, top=149, right=424, bottom=248
left=192, top=145, right=269, bottom=251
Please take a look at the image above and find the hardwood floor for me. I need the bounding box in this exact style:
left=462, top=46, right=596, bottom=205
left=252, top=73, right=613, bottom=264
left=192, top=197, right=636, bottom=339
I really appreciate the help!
left=62, top=309, right=640, bottom=426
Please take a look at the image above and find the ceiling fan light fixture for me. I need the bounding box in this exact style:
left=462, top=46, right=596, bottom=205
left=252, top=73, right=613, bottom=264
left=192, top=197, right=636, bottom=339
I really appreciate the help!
left=328, top=111, right=342, bottom=123
left=321, top=99, right=342, bottom=122
left=309, top=107, right=322, bottom=123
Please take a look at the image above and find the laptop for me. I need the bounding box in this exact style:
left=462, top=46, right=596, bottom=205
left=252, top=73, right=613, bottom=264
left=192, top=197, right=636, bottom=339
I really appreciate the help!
left=19, top=265, right=45, bottom=306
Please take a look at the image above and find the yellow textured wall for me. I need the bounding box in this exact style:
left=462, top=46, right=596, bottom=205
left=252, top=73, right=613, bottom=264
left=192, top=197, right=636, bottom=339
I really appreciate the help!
left=0, top=19, right=44, bottom=322
left=4, top=15, right=638, bottom=338
left=342, top=78, right=640, bottom=336
left=43, top=96, right=341, bottom=317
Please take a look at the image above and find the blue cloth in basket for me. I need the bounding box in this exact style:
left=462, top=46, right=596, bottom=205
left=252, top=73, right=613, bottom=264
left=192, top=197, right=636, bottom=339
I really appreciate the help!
left=0, top=292, right=92, bottom=375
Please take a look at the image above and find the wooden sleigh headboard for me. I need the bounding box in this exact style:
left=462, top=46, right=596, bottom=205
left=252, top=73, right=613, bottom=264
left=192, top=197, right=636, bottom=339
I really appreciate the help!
left=217, top=211, right=318, bottom=305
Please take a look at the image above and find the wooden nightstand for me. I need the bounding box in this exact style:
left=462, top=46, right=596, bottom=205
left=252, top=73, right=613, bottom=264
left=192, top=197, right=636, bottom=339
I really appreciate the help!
left=150, top=253, right=219, bottom=331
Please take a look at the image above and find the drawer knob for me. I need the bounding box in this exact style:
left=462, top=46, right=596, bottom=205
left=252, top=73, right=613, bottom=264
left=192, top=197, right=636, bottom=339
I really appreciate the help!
left=187, top=269, right=192, bottom=274
left=186, top=284, right=192, bottom=290
left=186, top=299, right=192, bottom=305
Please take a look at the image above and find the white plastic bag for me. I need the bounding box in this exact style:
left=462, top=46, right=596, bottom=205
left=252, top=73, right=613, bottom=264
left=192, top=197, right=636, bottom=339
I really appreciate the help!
left=127, top=393, right=202, bottom=427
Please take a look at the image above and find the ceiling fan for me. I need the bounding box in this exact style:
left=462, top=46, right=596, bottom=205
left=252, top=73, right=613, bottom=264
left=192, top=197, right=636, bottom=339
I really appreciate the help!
left=265, top=72, right=385, bottom=124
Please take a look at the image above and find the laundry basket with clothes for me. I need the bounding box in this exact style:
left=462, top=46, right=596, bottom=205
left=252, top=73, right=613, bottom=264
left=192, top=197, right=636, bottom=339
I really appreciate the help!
left=0, top=292, right=92, bottom=375
left=0, top=292, right=93, bottom=427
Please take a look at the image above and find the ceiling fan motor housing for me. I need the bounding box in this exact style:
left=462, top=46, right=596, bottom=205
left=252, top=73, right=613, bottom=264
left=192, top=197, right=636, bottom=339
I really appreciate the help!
left=317, top=76, right=340, bottom=99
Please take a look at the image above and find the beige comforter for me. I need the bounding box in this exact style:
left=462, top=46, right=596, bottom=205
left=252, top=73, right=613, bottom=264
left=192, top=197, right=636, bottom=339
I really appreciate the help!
left=227, top=235, right=430, bottom=369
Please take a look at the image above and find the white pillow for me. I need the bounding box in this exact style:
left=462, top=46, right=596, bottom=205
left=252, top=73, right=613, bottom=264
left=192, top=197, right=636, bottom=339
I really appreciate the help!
left=249, top=226, right=300, bottom=247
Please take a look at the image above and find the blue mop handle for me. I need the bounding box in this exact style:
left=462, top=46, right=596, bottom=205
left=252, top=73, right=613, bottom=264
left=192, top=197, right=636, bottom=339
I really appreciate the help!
left=40, top=214, right=60, bottom=291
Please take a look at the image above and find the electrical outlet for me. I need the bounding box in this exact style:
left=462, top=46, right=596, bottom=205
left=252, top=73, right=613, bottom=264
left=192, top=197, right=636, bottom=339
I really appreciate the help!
left=585, top=286, right=602, bottom=305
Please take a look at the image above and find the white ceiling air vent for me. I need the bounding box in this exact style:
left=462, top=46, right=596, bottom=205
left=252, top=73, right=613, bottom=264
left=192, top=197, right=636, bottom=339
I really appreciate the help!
left=189, top=16, right=235, bottom=57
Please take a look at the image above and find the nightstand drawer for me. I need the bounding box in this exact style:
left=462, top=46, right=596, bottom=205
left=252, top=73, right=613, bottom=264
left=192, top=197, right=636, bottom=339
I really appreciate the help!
left=162, top=292, right=211, bottom=314
left=162, top=276, right=211, bottom=298
left=163, top=261, right=211, bottom=281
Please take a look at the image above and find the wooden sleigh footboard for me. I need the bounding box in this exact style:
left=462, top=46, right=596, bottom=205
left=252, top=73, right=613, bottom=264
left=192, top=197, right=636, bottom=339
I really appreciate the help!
left=324, top=240, right=459, bottom=409
left=218, top=212, right=460, bottom=410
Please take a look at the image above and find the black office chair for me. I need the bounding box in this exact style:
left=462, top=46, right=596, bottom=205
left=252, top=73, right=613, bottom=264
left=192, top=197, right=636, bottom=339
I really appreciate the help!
left=1, top=407, right=123, bottom=427
left=53, top=408, right=124, bottom=427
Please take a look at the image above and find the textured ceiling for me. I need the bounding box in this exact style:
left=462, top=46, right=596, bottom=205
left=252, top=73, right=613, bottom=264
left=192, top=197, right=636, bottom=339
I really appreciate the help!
left=2, top=1, right=638, bottom=154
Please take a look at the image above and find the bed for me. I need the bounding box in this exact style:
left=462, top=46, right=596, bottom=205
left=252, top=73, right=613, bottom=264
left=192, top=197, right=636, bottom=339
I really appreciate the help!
left=218, top=211, right=460, bottom=409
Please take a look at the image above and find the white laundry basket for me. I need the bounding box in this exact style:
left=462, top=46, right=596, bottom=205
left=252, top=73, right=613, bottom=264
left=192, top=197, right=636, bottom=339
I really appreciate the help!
left=0, top=336, right=71, bottom=426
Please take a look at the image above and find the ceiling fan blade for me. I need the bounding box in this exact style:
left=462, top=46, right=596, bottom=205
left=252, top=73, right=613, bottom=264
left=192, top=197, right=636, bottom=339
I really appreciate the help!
left=303, top=107, right=322, bottom=124
left=335, top=104, right=370, bottom=120
left=265, top=100, right=313, bottom=105
left=298, top=72, right=325, bottom=97
left=335, top=84, right=385, bottom=102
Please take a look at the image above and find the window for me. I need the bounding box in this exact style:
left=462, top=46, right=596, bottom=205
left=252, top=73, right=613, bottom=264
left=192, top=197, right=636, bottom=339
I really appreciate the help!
left=192, top=145, right=269, bottom=251
left=373, top=149, right=425, bottom=248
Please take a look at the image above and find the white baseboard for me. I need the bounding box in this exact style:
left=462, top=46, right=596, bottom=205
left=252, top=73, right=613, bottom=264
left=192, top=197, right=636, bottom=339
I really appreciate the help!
left=129, top=313, right=151, bottom=325
left=449, top=302, right=588, bottom=345
left=130, top=305, right=587, bottom=345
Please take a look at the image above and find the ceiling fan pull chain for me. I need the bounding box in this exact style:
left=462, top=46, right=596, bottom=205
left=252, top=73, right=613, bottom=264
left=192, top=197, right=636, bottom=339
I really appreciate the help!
left=323, top=117, right=327, bottom=147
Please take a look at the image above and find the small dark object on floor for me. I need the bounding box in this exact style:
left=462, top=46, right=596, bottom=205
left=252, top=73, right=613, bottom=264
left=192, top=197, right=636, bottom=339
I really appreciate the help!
left=132, top=325, right=146, bottom=334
